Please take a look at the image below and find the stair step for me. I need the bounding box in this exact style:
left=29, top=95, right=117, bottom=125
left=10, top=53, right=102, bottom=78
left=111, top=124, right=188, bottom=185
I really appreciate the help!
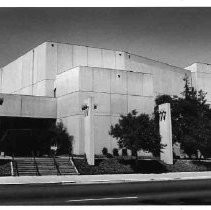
left=14, top=157, right=78, bottom=176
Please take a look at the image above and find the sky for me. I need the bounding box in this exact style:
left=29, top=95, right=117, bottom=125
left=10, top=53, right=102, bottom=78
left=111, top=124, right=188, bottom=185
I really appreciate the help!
left=1, top=7, right=211, bottom=68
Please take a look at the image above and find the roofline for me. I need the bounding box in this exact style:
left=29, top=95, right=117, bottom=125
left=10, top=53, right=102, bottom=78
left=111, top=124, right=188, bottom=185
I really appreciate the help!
left=49, top=41, right=186, bottom=71
left=1, top=40, right=188, bottom=71
left=185, top=62, right=211, bottom=68
left=0, top=41, right=47, bottom=69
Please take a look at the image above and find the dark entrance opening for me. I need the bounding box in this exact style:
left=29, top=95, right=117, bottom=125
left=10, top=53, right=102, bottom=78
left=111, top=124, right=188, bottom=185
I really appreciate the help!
left=0, top=117, right=56, bottom=157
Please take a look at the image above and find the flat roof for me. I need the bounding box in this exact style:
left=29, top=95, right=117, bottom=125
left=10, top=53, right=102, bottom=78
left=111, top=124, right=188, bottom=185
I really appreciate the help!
left=1, top=41, right=187, bottom=73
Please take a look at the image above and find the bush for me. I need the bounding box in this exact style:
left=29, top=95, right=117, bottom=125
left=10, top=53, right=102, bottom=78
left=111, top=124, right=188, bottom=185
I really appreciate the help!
left=166, top=160, right=208, bottom=172
left=102, top=147, right=108, bottom=156
left=122, top=148, right=128, bottom=156
left=106, top=153, right=113, bottom=158
left=73, top=157, right=133, bottom=175
left=119, top=159, right=168, bottom=173
left=0, top=160, right=11, bottom=176
left=73, top=157, right=211, bottom=175
left=113, top=148, right=119, bottom=157
left=72, top=158, right=98, bottom=175
left=97, top=159, right=133, bottom=174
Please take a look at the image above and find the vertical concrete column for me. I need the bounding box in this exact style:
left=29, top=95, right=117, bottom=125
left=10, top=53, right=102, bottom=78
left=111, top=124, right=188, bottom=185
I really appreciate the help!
left=84, top=97, right=95, bottom=165
left=159, top=103, right=173, bottom=165
left=10, top=161, right=14, bottom=176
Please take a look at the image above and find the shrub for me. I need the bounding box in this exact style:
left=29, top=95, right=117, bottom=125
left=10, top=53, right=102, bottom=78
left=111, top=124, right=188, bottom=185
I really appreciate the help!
left=97, top=159, right=133, bottom=174
left=155, top=76, right=211, bottom=158
left=106, top=153, right=113, bottom=158
left=73, top=157, right=133, bottom=175
left=122, top=148, right=128, bottom=156
left=72, top=158, right=98, bottom=175
left=0, top=160, right=11, bottom=176
left=102, top=147, right=108, bottom=156
left=113, top=148, right=119, bottom=157
left=166, top=160, right=207, bottom=172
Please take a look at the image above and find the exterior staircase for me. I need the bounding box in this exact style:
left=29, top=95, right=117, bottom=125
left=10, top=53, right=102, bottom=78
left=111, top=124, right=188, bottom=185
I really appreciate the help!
left=55, top=157, right=78, bottom=175
left=36, top=157, right=58, bottom=176
left=14, top=157, right=37, bottom=176
left=13, top=156, right=78, bottom=176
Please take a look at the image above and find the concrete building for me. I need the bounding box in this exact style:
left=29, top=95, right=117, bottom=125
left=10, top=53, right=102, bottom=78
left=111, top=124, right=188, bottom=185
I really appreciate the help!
left=185, top=63, right=211, bottom=104
left=0, top=41, right=200, bottom=155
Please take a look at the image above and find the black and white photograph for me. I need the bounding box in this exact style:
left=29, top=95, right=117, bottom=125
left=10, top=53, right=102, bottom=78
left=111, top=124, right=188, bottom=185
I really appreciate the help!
left=0, top=1, right=211, bottom=206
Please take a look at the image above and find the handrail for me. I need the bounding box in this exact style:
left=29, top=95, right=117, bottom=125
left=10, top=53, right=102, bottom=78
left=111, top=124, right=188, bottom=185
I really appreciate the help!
left=32, top=151, right=40, bottom=176
left=51, top=152, right=61, bottom=175
left=12, top=154, right=19, bottom=176
left=69, top=156, right=79, bottom=175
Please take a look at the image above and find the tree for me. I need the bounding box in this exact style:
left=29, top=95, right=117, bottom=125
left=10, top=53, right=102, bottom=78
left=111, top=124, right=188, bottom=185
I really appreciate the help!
left=109, top=110, right=164, bottom=157
left=155, top=76, right=211, bottom=158
left=32, top=121, right=73, bottom=156
left=48, top=121, right=73, bottom=156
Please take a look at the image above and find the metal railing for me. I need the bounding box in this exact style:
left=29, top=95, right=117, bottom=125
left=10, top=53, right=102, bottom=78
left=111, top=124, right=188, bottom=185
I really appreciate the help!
left=32, top=151, right=40, bottom=176
left=69, top=156, right=79, bottom=175
left=51, top=152, right=61, bottom=175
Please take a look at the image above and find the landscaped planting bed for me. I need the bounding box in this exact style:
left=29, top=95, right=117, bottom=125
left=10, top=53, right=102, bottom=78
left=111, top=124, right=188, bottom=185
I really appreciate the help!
left=0, top=160, right=11, bottom=176
left=166, top=159, right=211, bottom=172
left=73, top=156, right=211, bottom=175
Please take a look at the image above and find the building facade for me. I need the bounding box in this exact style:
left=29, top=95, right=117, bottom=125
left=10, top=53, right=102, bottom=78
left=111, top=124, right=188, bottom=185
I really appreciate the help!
left=0, top=41, right=203, bottom=155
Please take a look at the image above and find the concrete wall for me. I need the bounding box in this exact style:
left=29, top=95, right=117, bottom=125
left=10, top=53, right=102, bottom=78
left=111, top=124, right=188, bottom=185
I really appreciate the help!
left=55, top=61, right=189, bottom=154
left=1, top=42, right=56, bottom=97
left=185, top=63, right=211, bottom=104
left=1, top=41, right=190, bottom=99
left=56, top=43, right=126, bottom=74
left=0, top=41, right=195, bottom=155
left=125, top=54, right=191, bottom=97
left=56, top=43, right=190, bottom=99
left=56, top=62, right=189, bottom=154
left=0, top=93, right=56, bottom=118
left=56, top=66, right=154, bottom=154
left=56, top=67, right=80, bottom=98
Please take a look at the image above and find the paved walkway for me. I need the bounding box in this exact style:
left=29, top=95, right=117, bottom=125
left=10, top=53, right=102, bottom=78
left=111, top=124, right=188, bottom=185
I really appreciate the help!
left=0, top=171, right=211, bottom=185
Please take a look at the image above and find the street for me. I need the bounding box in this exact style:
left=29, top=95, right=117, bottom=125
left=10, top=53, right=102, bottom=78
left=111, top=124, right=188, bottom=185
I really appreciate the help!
left=0, top=178, right=211, bottom=205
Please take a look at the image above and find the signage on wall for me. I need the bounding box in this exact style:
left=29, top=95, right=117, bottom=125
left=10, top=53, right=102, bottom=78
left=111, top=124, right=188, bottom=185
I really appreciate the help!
left=159, top=110, right=167, bottom=121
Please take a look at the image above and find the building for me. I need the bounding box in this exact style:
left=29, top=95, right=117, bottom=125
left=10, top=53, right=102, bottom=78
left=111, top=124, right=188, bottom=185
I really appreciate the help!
left=0, top=41, right=204, bottom=155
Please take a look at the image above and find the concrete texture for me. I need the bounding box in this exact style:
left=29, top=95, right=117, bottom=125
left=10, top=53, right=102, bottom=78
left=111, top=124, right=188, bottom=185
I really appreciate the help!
left=56, top=67, right=80, bottom=97
left=1, top=172, right=211, bottom=185
left=73, top=45, right=88, bottom=67
left=102, top=49, right=116, bottom=69
left=88, top=47, right=102, bottom=68
left=57, top=92, right=80, bottom=118
left=0, top=93, right=56, bottom=118
left=33, top=80, right=54, bottom=97
left=159, top=103, right=173, bottom=165
left=21, top=51, right=33, bottom=89
left=111, top=70, right=127, bottom=94
left=84, top=97, right=95, bottom=165
left=57, top=44, right=73, bottom=74
left=186, top=63, right=211, bottom=104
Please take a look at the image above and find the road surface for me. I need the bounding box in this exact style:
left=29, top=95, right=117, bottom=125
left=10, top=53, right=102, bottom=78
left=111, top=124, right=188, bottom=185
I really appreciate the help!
left=0, top=178, right=211, bottom=205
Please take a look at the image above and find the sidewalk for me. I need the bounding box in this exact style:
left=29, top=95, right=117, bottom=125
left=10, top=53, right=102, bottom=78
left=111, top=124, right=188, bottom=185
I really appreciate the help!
left=1, top=171, right=211, bottom=185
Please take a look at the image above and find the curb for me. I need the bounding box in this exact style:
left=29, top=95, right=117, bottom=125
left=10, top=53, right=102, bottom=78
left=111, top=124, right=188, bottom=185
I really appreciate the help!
left=1, top=175, right=211, bottom=185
